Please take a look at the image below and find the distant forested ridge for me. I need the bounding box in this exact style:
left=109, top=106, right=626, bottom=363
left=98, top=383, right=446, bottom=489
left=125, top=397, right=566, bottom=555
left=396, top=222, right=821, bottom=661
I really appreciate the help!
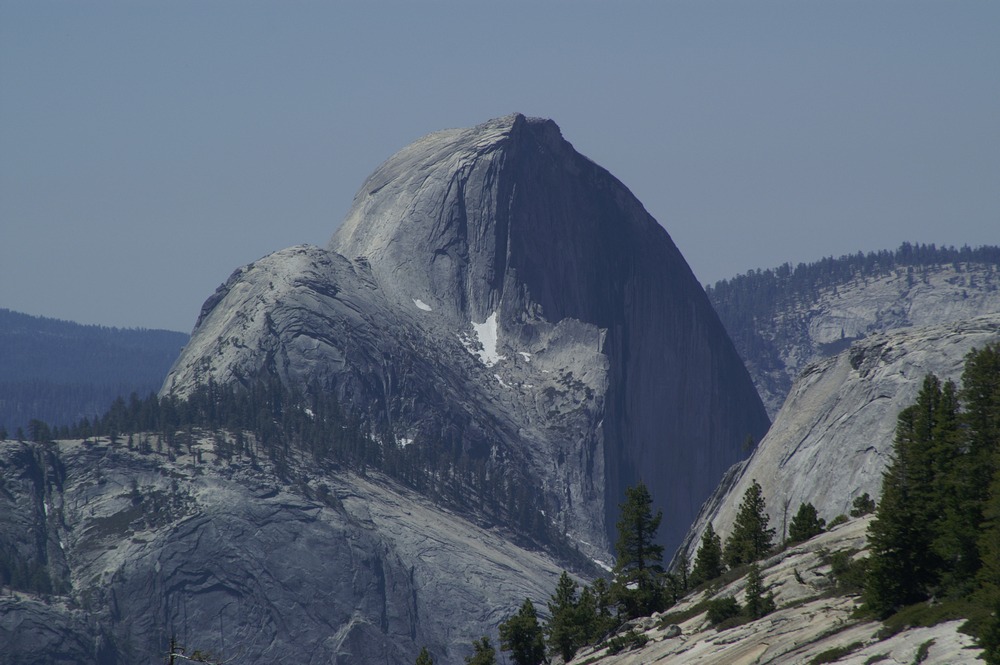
left=707, top=243, right=1000, bottom=416
left=0, top=309, right=188, bottom=431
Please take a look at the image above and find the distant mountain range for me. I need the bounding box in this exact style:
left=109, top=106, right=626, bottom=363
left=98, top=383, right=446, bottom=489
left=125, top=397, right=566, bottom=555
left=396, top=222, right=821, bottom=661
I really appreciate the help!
left=0, top=309, right=188, bottom=432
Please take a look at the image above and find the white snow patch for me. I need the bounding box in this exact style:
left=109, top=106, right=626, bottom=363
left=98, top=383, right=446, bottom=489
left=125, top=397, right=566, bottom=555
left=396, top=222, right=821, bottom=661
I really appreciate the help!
left=518, top=352, right=531, bottom=362
left=413, top=298, right=433, bottom=312
left=494, top=374, right=509, bottom=389
left=592, top=558, right=613, bottom=573
left=470, top=312, right=505, bottom=367
left=304, top=408, right=315, bottom=419
left=398, top=437, right=414, bottom=448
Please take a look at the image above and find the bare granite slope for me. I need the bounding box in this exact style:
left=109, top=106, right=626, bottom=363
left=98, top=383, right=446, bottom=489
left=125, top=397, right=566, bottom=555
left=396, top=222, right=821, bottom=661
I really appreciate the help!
left=680, top=313, right=1000, bottom=562
left=573, top=517, right=982, bottom=665
left=0, top=435, right=566, bottom=664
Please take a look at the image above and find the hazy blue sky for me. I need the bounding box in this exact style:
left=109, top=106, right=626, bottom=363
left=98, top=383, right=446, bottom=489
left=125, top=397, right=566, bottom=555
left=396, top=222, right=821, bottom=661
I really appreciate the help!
left=2, top=1, right=997, bottom=332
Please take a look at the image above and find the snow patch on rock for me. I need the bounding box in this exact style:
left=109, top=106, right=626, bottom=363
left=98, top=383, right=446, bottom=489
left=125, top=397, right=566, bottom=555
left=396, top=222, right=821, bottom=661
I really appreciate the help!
left=471, top=313, right=504, bottom=367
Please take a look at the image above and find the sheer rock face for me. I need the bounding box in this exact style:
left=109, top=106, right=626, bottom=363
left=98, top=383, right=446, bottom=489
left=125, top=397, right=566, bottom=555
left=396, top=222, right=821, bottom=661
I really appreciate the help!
left=679, top=314, right=1000, bottom=562
left=163, top=113, right=770, bottom=559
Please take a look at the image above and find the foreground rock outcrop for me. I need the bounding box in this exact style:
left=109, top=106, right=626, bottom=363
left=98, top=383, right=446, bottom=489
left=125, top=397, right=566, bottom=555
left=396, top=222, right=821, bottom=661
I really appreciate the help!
left=163, top=114, right=770, bottom=556
left=680, top=313, right=1000, bottom=559
left=572, top=517, right=983, bottom=664
left=0, top=435, right=566, bottom=664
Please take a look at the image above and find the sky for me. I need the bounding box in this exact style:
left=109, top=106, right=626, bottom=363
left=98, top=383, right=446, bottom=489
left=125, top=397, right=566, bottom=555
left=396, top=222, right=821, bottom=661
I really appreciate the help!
left=1, top=1, right=998, bottom=332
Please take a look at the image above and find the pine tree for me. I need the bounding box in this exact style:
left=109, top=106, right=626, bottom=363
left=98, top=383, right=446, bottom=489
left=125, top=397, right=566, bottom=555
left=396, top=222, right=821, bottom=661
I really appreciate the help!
left=743, top=562, right=775, bottom=619
left=723, top=480, right=775, bottom=568
left=787, top=502, right=825, bottom=544
left=943, top=345, right=1000, bottom=593
left=926, top=378, right=977, bottom=591
left=850, top=493, right=876, bottom=518
left=582, top=578, right=615, bottom=642
left=863, top=376, right=948, bottom=616
left=546, top=572, right=581, bottom=662
left=415, top=646, right=434, bottom=665
left=499, top=598, right=545, bottom=665
left=690, top=523, right=724, bottom=586
left=675, top=549, right=689, bottom=592
left=574, top=585, right=600, bottom=649
left=612, top=481, right=665, bottom=618
left=465, top=637, right=496, bottom=665
left=29, top=419, right=53, bottom=443
left=970, top=347, right=1000, bottom=663
left=978, top=459, right=1000, bottom=665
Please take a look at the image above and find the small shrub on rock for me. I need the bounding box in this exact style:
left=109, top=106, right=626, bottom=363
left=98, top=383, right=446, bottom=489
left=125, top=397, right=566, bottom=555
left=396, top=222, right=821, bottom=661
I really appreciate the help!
left=707, top=596, right=742, bottom=626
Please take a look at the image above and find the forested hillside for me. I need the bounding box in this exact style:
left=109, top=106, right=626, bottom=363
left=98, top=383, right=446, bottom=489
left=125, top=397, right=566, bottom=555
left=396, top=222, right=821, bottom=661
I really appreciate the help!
left=0, top=309, right=187, bottom=432
left=707, top=243, right=1000, bottom=416
left=864, top=344, right=1000, bottom=663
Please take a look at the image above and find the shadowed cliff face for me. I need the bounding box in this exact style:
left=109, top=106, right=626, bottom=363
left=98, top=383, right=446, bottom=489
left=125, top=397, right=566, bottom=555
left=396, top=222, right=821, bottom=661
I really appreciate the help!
left=165, top=113, right=770, bottom=560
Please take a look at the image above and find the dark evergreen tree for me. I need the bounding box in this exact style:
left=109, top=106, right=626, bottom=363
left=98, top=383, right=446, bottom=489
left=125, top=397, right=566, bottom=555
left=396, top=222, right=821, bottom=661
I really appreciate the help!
left=546, top=572, right=581, bottom=662
left=977, top=465, right=1000, bottom=665
left=723, top=480, right=775, bottom=568
left=690, top=523, right=724, bottom=586
left=743, top=562, right=775, bottom=619
left=706, top=596, right=741, bottom=626
left=612, top=481, right=665, bottom=618
left=581, top=578, right=615, bottom=642
left=970, top=346, right=1000, bottom=663
left=674, top=549, right=690, bottom=592
left=498, top=598, right=545, bottom=665
left=941, top=345, right=1000, bottom=593
left=849, top=493, right=876, bottom=518
left=27, top=418, right=51, bottom=443
left=465, top=637, right=496, bottom=665
left=415, top=646, right=434, bottom=665
left=787, top=502, right=825, bottom=544
left=863, top=376, right=952, bottom=616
